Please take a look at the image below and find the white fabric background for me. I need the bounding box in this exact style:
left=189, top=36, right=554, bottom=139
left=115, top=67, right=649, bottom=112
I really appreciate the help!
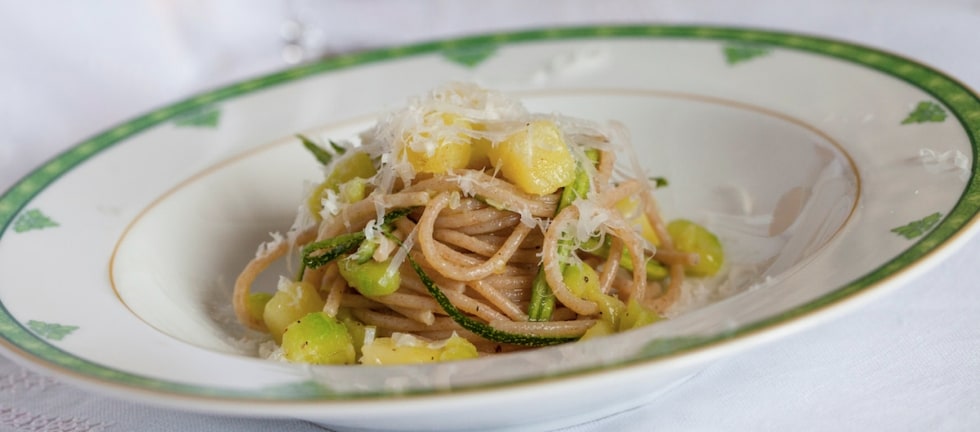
left=2, top=1, right=979, bottom=431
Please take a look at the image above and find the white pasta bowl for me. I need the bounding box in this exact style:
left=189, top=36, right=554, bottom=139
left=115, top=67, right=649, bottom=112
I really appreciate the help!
left=1, top=26, right=978, bottom=432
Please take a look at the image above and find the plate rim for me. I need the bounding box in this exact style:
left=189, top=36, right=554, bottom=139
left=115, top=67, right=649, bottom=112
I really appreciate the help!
left=1, top=24, right=979, bottom=405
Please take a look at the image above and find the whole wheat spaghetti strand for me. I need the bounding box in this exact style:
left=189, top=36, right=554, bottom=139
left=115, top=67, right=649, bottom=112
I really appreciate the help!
left=393, top=215, right=418, bottom=238
left=592, top=180, right=651, bottom=300
left=407, top=250, right=498, bottom=291
left=399, top=271, right=510, bottom=323
left=608, top=217, right=649, bottom=303
left=416, top=238, right=535, bottom=276
left=473, top=232, right=545, bottom=249
left=316, top=191, right=430, bottom=240
left=612, top=275, right=663, bottom=304
left=369, top=292, right=442, bottom=314
left=300, top=267, right=324, bottom=287
left=541, top=182, right=649, bottom=315
left=597, top=236, right=624, bottom=295
left=321, top=263, right=346, bottom=317
left=403, top=170, right=559, bottom=216
left=352, top=309, right=462, bottom=333
left=434, top=206, right=516, bottom=229
left=441, top=196, right=486, bottom=212
left=339, top=294, right=384, bottom=309
left=640, top=191, right=674, bottom=250
left=316, top=261, right=340, bottom=288
left=417, top=192, right=533, bottom=281
left=489, top=319, right=597, bottom=337
left=596, top=179, right=644, bottom=207
left=467, top=279, right=529, bottom=322
left=398, top=218, right=496, bottom=293
left=389, top=305, right=436, bottom=326
left=453, top=213, right=523, bottom=235
left=422, top=260, right=474, bottom=292
left=540, top=205, right=600, bottom=316
left=594, top=149, right=615, bottom=191
left=479, top=274, right=537, bottom=290
left=433, top=230, right=541, bottom=264
left=645, top=263, right=685, bottom=313
left=550, top=308, right=579, bottom=322
left=494, top=285, right=531, bottom=304
left=233, top=228, right=316, bottom=330
left=441, top=289, right=510, bottom=323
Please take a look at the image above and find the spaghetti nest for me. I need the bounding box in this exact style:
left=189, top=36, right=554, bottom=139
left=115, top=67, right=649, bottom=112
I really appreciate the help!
left=232, top=83, right=715, bottom=363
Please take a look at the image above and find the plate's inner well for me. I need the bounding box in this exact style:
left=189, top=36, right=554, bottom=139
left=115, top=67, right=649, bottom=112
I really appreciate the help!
left=111, top=90, right=859, bottom=356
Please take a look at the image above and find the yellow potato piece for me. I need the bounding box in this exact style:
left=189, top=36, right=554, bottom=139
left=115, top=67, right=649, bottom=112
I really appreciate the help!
left=402, top=112, right=472, bottom=174
left=488, top=120, right=576, bottom=195
left=262, top=281, right=325, bottom=344
left=360, top=333, right=478, bottom=365
left=615, top=196, right=661, bottom=246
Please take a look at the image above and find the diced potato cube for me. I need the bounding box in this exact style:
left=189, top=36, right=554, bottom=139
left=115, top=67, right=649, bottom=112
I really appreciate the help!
left=262, top=281, right=325, bottom=343
left=579, top=320, right=615, bottom=341
left=619, top=298, right=661, bottom=331
left=488, top=120, right=576, bottom=195
left=402, top=113, right=472, bottom=174
left=564, top=263, right=625, bottom=327
left=308, top=151, right=376, bottom=220
left=615, top=196, right=661, bottom=246
left=325, top=151, right=376, bottom=187
left=360, top=333, right=478, bottom=365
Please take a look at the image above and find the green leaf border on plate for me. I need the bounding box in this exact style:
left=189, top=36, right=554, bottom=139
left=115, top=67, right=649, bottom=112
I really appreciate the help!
left=26, top=320, right=79, bottom=341
left=172, top=104, right=222, bottom=128
left=442, top=41, right=499, bottom=67
left=723, top=43, right=773, bottom=65
left=891, top=212, right=944, bottom=239
left=902, top=101, right=948, bottom=124
left=0, top=25, right=978, bottom=401
left=12, top=208, right=58, bottom=233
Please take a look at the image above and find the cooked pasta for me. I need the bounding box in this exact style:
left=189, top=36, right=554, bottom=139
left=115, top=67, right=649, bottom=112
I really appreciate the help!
left=233, top=83, right=724, bottom=365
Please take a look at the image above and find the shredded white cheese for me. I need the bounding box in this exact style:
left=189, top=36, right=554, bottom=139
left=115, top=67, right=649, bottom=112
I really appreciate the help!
left=517, top=204, right=540, bottom=229
left=255, top=231, right=285, bottom=258
left=385, top=222, right=417, bottom=286
left=570, top=198, right=611, bottom=244
left=319, top=189, right=342, bottom=219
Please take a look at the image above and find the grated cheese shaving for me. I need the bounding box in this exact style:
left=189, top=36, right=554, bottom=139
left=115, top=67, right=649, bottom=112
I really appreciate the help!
left=372, top=235, right=396, bottom=262
left=451, top=171, right=477, bottom=196
left=362, top=218, right=381, bottom=243
left=570, top=198, right=612, bottom=244
left=385, top=222, right=417, bottom=288
left=255, top=231, right=285, bottom=258
left=319, top=189, right=342, bottom=219
left=517, top=205, right=541, bottom=229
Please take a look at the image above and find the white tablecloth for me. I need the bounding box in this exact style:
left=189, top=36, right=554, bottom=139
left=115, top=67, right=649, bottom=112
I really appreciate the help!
left=2, top=1, right=979, bottom=431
